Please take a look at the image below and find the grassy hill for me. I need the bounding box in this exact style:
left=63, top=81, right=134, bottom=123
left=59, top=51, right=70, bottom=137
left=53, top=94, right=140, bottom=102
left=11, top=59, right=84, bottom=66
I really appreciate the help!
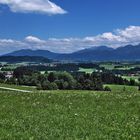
left=0, top=87, right=140, bottom=139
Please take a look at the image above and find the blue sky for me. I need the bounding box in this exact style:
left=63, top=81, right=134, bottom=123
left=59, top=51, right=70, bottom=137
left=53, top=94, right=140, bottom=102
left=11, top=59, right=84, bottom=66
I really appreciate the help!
left=0, top=0, right=140, bottom=54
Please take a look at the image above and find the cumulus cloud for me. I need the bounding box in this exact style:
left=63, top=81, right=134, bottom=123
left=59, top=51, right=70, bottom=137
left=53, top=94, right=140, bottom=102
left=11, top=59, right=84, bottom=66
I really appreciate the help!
left=0, top=26, right=140, bottom=54
left=84, top=26, right=140, bottom=47
left=0, top=0, right=67, bottom=15
left=25, top=36, right=45, bottom=43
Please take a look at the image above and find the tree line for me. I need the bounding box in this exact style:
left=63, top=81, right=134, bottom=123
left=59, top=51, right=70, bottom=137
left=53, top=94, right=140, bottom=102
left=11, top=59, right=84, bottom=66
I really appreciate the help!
left=0, top=66, right=138, bottom=91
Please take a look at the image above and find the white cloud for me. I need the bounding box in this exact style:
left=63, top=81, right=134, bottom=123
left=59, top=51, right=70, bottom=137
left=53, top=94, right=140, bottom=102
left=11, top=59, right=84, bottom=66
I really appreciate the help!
left=0, top=26, right=140, bottom=54
left=83, top=26, right=140, bottom=47
left=25, top=36, right=45, bottom=43
left=0, top=0, right=67, bottom=15
left=116, top=26, right=140, bottom=42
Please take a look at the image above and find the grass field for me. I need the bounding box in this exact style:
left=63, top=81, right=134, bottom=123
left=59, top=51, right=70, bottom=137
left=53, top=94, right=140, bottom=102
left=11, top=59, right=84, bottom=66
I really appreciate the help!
left=2, top=65, right=18, bottom=70
left=122, top=76, right=139, bottom=82
left=0, top=86, right=140, bottom=139
left=100, top=64, right=134, bottom=70
left=79, top=68, right=97, bottom=73
left=100, top=64, right=115, bottom=70
left=105, top=84, right=139, bottom=92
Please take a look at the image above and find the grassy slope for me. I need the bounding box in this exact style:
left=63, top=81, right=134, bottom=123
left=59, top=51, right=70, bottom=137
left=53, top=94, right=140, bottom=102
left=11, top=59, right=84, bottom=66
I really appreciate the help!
left=100, top=64, right=134, bottom=70
left=105, top=84, right=138, bottom=92
left=78, top=68, right=96, bottom=73
left=0, top=89, right=140, bottom=139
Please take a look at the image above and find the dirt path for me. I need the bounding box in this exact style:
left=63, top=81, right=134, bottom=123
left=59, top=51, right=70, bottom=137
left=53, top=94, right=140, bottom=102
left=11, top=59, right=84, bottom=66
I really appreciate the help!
left=0, top=87, right=32, bottom=93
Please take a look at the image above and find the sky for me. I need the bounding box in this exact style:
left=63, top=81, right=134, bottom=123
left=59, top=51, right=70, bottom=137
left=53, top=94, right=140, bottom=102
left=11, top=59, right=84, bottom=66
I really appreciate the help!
left=0, top=0, right=140, bottom=54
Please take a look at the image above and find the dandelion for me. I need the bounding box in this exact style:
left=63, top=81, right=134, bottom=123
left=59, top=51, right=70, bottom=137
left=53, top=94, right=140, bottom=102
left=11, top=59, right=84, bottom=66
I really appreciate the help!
left=74, top=113, right=78, bottom=116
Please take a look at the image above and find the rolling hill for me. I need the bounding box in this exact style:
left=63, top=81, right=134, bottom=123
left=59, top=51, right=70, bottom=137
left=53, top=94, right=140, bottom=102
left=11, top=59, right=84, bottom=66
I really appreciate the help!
left=0, top=56, right=52, bottom=63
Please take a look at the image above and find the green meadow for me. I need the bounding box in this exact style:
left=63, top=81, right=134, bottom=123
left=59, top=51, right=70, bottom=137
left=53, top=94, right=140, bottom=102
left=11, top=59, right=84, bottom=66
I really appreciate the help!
left=0, top=85, right=140, bottom=139
left=78, top=67, right=97, bottom=73
left=122, top=76, right=139, bottom=82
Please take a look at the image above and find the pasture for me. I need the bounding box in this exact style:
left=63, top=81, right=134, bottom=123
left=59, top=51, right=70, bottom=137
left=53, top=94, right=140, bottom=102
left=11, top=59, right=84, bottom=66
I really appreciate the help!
left=78, top=68, right=97, bottom=73
left=0, top=86, right=140, bottom=139
left=122, top=76, right=139, bottom=83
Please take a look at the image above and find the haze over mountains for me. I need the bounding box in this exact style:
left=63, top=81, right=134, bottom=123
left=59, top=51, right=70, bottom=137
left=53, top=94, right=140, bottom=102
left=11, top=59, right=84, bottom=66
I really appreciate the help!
left=4, top=44, right=140, bottom=61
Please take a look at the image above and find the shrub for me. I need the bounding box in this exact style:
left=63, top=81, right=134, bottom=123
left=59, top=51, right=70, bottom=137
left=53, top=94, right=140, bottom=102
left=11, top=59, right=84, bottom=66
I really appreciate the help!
left=104, top=86, right=111, bottom=91
left=48, top=72, right=57, bottom=82
left=50, top=82, right=58, bottom=90
left=0, top=73, right=5, bottom=80
left=37, top=83, right=42, bottom=90
left=41, top=81, right=51, bottom=90
left=130, top=79, right=135, bottom=86
left=41, top=81, right=58, bottom=90
left=138, top=85, right=140, bottom=91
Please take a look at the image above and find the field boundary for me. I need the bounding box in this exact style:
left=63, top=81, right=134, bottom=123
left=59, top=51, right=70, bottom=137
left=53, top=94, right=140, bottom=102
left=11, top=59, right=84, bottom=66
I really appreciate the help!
left=0, top=87, right=32, bottom=93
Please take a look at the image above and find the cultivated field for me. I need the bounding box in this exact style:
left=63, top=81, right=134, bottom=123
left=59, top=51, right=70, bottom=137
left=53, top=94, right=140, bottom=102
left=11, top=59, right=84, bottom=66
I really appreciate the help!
left=0, top=86, right=140, bottom=139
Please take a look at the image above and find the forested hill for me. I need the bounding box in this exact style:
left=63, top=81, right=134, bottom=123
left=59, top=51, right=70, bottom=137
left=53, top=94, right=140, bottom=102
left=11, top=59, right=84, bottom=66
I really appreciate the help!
left=0, top=56, right=52, bottom=63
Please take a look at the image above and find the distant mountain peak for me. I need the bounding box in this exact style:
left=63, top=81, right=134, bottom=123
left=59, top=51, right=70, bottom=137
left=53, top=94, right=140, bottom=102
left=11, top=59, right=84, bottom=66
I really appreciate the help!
left=74, top=46, right=114, bottom=54
left=4, top=49, right=59, bottom=59
left=3, top=44, right=140, bottom=61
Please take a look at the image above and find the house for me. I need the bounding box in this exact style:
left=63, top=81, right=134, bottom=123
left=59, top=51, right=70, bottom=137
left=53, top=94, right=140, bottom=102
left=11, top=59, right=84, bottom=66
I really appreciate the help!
left=5, top=72, right=13, bottom=79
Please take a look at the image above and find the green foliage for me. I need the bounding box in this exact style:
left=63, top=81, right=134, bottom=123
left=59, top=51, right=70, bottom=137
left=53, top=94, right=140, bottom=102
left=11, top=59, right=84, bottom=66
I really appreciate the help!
left=0, top=72, right=5, bottom=80
left=41, top=81, right=58, bottom=90
left=47, top=72, right=57, bottom=82
left=138, top=85, right=140, bottom=91
left=101, top=72, right=130, bottom=85
left=8, top=66, right=135, bottom=91
left=57, top=72, right=76, bottom=89
left=130, top=79, right=136, bottom=86
left=5, top=77, right=18, bottom=85
left=104, top=86, right=111, bottom=91
left=36, top=83, right=42, bottom=90
left=76, top=73, right=103, bottom=90
left=50, top=82, right=58, bottom=90
left=13, top=67, right=38, bottom=78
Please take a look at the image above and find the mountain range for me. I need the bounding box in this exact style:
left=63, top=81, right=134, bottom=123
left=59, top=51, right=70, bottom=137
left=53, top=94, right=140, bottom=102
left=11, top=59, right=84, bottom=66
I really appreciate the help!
left=4, top=44, right=140, bottom=61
